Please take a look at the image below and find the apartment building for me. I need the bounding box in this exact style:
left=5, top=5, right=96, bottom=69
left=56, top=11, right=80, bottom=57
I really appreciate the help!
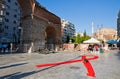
left=0, top=0, right=62, bottom=53
left=117, top=10, right=120, bottom=38
left=0, top=0, right=21, bottom=43
left=61, top=19, right=75, bottom=43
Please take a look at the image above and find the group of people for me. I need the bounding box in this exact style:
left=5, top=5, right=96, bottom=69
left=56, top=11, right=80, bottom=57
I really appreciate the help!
left=87, top=44, right=104, bottom=53
left=0, top=43, right=12, bottom=53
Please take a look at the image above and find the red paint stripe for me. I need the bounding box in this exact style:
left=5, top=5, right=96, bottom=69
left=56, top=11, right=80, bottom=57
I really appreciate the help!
left=82, top=56, right=96, bottom=77
left=36, top=59, right=83, bottom=68
left=36, top=55, right=99, bottom=68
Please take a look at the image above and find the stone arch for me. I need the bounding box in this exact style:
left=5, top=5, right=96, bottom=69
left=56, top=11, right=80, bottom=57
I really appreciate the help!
left=45, top=26, right=56, bottom=44
left=18, top=0, right=34, bottom=17
left=17, top=0, right=62, bottom=52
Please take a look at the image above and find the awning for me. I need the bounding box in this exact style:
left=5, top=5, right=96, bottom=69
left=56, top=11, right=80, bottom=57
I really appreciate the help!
left=83, top=38, right=100, bottom=44
left=106, top=40, right=117, bottom=44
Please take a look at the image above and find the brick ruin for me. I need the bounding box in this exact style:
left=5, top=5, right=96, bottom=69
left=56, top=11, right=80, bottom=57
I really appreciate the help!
left=18, top=0, right=62, bottom=52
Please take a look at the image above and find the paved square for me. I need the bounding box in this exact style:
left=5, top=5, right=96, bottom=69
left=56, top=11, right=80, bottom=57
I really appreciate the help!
left=0, top=50, right=120, bottom=79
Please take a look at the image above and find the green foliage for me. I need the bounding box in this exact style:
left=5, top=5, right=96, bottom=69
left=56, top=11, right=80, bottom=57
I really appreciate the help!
left=83, top=30, right=86, bottom=37
left=82, top=30, right=90, bottom=42
left=70, top=36, right=76, bottom=43
left=75, top=32, right=90, bottom=44
left=81, top=35, right=90, bottom=43
left=85, top=35, right=90, bottom=40
left=68, top=31, right=90, bottom=44
left=66, top=36, right=70, bottom=43
left=75, top=34, right=81, bottom=44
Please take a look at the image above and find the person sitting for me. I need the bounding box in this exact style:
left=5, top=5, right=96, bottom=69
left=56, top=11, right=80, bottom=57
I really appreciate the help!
left=87, top=45, right=93, bottom=52
left=94, top=44, right=99, bottom=51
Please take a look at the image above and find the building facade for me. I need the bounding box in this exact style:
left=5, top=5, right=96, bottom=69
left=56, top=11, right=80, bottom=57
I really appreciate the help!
left=18, top=0, right=62, bottom=52
left=0, top=0, right=21, bottom=43
left=0, top=0, right=62, bottom=52
left=61, top=19, right=75, bottom=43
left=117, top=10, right=120, bottom=38
left=95, top=28, right=117, bottom=42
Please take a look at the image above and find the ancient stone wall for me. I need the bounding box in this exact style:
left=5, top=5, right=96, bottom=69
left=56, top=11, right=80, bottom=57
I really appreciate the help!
left=18, top=0, right=33, bottom=17
left=18, top=0, right=62, bottom=52
left=34, top=4, right=60, bottom=24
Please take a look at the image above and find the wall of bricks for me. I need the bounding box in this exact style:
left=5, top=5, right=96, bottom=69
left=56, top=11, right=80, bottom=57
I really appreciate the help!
left=18, top=0, right=33, bottom=17
left=18, top=0, right=62, bottom=52
left=34, top=4, right=61, bottom=24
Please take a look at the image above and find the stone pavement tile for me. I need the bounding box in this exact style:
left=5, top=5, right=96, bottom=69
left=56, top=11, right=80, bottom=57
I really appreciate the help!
left=0, top=50, right=120, bottom=79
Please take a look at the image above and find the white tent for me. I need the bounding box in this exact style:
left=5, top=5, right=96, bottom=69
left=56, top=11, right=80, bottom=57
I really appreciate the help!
left=83, top=38, right=100, bottom=44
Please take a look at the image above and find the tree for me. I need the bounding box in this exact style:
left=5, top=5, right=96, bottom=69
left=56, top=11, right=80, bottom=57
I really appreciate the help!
left=83, top=30, right=87, bottom=38
left=73, top=31, right=90, bottom=44
left=66, top=36, right=70, bottom=43
left=85, top=35, right=90, bottom=40
left=75, top=34, right=81, bottom=44
left=80, top=36, right=84, bottom=43
left=82, top=30, right=90, bottom=42
left=70, top=36, right=76, bottom=43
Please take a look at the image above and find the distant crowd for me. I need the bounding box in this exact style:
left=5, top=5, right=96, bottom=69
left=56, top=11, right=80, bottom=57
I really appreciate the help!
left=0, top=43, right=13, bottom=53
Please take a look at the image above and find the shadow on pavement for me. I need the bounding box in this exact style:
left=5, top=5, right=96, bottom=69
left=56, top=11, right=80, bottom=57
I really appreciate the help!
left=0, top=72, right=21, bottom=79
left=0, top=65, right=64, bottom=79
left=0, top=52, right=26, bottom=55
left=0, top=63, right=27, bottom=69
left=0, top=55, right=82, bottom=79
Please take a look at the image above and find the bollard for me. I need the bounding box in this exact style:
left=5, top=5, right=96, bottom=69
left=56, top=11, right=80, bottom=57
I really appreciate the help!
left=82, top=56, right=96, bottom=77
left=10, top=43, right=13, bottom=53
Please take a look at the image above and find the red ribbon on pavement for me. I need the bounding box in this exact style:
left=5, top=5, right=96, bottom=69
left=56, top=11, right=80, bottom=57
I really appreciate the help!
left=36, top=55, right=99, bottom=77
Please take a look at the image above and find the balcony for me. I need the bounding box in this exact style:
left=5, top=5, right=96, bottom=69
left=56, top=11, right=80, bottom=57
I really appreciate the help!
left=0, top=13, right=5, bottom=18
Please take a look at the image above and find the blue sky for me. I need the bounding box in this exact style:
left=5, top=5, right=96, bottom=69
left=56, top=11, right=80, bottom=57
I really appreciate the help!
left=37, top=0, right=120, bottom=35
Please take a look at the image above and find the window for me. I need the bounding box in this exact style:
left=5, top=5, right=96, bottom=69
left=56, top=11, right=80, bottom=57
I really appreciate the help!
left=13, top=20, right=16, bottom=24
left=5, top=25, right=8, bottom=29
left=6, top=5, right=10, bottom=9
left=15, top=2, right=18, bottom=6
left=6, top=12, right=9, bottom=15
left=7, top=0, right=11, bottom=3
left=14, top=14, right=17, bottom=18
left=5, top=18, right=9, bottom=22
left=13, top=27, right=16, bottom=31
